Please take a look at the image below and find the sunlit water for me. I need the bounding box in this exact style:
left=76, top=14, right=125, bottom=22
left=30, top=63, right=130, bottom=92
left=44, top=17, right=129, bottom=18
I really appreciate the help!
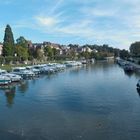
left=0, top=61, right=140, bottom=140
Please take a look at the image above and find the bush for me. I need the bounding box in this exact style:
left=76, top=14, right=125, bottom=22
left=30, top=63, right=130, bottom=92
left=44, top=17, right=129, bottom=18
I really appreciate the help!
left=0, top=56, right=4, bottom=64
left=5, top=56, right=14, bottom=64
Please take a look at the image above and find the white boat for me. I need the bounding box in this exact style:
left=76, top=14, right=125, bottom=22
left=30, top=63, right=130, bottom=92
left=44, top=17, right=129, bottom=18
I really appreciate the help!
left=0, top=75, right=11, bottom=85
left=3, top=73, right=22, bottom=82
left=0, top=69, right=7, bottom=74
left=56, top=64, right=66, bottom=70
left=26, top=66, right=40, bottom=75
left=11, top=67, right=35, bottom=78
left=33, top=65, right=46, bottom=73
left=81, top=60, right=88, bottom=64
left=0, top=69, right=22, bottom=82
left=65, top=61, right=82, bottom=67
left=75, top=61, right=82, bottom=66
left=65, top=61, right=75, bottom=67
left=46, top=64, right=58, bottom=72
left=44, top=66, right=55, bottom=73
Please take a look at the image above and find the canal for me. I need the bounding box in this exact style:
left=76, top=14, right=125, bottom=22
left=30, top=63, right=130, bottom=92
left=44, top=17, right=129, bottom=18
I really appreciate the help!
left=0, top=61, right=140, bottom=140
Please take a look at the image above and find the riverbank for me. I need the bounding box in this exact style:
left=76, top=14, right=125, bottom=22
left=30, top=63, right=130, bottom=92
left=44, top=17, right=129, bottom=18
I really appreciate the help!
left=116, top=58, right=140, bottom=72
left=0, top=64, right=28, bottom=71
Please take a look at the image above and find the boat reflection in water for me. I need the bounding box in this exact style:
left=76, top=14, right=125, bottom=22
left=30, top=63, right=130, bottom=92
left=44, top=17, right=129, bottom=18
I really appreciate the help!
left=0, top=84, right=16, bottom=108
left=136, top=88, right=140, bottom=97
left=17, top=80, right=29, bottom=94
left=0, top=80, right=29, bottom=107
left=123, top=70, right=134, bottom=77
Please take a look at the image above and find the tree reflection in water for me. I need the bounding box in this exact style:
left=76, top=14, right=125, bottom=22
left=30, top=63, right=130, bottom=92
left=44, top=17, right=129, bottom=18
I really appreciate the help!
left=4, top=86, right=16, bottom=108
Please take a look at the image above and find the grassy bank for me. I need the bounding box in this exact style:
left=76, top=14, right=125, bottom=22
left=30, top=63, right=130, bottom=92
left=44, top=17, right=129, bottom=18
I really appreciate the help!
left=0, top=64, right=29, bottom=72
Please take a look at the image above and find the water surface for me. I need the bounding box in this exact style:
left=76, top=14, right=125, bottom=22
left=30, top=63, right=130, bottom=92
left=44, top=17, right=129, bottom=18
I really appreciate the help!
left=0, top=61, right=140, bottom=140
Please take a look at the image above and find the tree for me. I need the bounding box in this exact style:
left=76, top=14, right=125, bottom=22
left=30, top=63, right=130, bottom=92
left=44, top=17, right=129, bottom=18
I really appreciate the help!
left=44, top=46, right=53, bottom=60
left=119, top=49, right=130, bottom=59
left=15, top=36, right=29, bottom=61
left=36, top=48, right=44, bottom=60
left=3, top=24, right=15, bottom=56
left=15, top=45, right=29, bottom=61
left=16, top=36, right=28, bottom=48
left=130, top=42, right=140, bottom=56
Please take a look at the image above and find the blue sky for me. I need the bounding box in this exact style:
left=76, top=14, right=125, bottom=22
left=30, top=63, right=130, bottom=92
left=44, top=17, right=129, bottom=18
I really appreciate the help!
left=0, top=0, right=140, bottom=49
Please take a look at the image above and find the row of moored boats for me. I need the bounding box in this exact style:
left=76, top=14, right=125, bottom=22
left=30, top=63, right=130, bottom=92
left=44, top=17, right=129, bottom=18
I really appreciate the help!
left=116, top=59, right=135, bottom=72
left=116, top=59, right=140, bottom=89
left=0, top=61, right=86, bottom=86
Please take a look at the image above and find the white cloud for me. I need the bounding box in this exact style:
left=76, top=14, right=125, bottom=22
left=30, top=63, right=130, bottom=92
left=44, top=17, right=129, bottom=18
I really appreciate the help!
left=35, top=16, right=59, bottom=27
left=48, top=0, right=64, bottom=15
left=81, top=7, right=118, bottom=18
left=10, top=0, right=140, bottom=49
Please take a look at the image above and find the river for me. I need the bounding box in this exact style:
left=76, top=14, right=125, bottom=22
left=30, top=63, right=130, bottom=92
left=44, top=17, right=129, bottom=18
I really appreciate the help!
left=0, top=61, right=140, bottom=140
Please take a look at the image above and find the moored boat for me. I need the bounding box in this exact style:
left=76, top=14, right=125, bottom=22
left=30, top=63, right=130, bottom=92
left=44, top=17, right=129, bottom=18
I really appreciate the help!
left=3, top=73, right=22, bottom=82
left=26, top=66, right=40, bottom=75
left=0, top=75, right=11, bottom=85
left=123, top=64, right=134, bottom=72
left=137, top=80, right=140, bottom=88
left=11, top=67, right=35, bottom=78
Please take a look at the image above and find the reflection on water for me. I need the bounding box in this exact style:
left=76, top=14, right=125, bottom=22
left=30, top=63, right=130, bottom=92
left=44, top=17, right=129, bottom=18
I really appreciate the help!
left=5, top=87, right=16, bottom=108
left=124, top=71, right=134, bottom=77
left=0, top=61, right=140, bottom=140
left=17, top=80, right=29, bottom=94
left=0, top=81, right=29, bottom=107
left=136, top=88, right=140, bottom=97
left=0, top=85, right=16, bottom=107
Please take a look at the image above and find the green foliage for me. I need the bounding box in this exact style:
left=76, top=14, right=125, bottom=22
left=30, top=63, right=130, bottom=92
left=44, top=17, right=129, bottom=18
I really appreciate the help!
left=44, top=46, right=54, bottom=60
left=0, top=56, right=4, bottom=64
left=15, top=36, right=29, bottom=61
left=80, top=51, right=91, bottom=59
left=16, top=36, right=28, bottom=48
left=130, top=42, right=140, bottom=56
left=28, top=47, right=36, bottom=59
left=52, top=48, right=57, bottom=56
left=3, top=25, right=15, bottom=56
left=5, top=56, right=14, bottom=64
left=36, top=48, right=44, bottom=60
left=15, top=45, right=29, bottom=61
left=68, top=50, right=76, bottom=60
left=119, top=49, right=130, bottom=59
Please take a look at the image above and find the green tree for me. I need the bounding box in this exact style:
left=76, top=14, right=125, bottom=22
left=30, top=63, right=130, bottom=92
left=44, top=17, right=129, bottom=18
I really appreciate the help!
left=130, top=42, right=140, bottom=56
left=16, top=36, right=28, bottom=48
left=44, top=46, right=53, bottom=60
left=3, top=24, right=15, bottom=56
left=80, top=51, right=91, bottom=60
left=15, top=36, right=29, bottom=61
left=119, top=49, right=130, bottom=59
left=15, top=45, right=29, bottom=61
left=36, top=48, right=44, bottom=60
